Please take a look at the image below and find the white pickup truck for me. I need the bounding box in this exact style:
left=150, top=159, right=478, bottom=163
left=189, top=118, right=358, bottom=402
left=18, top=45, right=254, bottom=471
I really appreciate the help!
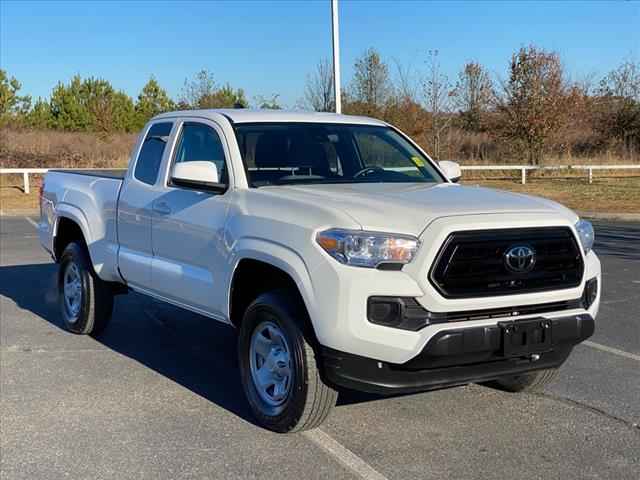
left=39, top=109, right=600, bottom=432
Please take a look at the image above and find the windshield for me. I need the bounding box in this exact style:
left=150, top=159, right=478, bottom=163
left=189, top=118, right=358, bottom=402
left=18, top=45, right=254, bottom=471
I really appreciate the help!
left=233, top=123, right=444, bottom=187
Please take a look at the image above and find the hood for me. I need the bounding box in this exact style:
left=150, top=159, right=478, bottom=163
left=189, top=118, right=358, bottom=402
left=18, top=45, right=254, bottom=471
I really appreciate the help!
left=265, top=183, right=577, bottom=236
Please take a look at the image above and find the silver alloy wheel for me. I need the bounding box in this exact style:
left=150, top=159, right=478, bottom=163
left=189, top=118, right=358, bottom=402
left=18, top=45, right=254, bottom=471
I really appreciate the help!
left=249, top=321, right=293, bottom=407
left=63, top=262, right=82, bottom=321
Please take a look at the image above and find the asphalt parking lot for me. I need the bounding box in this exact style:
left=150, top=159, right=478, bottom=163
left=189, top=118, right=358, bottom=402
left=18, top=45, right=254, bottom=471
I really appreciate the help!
left=1, top=216, right=638, bottom=480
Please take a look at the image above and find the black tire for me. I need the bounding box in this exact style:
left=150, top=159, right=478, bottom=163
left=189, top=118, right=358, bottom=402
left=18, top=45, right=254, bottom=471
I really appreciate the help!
left=238, top=290, right=337, bottom=433
left=58, top=242, right=114, bottom=336
left=485, top=368, right=559, bottom=393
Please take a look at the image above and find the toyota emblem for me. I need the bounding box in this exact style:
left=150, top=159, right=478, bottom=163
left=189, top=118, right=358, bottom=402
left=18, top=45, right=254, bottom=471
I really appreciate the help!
left=504, top=245, right=536, bottom=273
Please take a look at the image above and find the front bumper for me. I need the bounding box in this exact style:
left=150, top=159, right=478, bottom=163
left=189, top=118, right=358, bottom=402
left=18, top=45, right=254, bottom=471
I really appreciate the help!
left=321, top=313, right=594, bottom=395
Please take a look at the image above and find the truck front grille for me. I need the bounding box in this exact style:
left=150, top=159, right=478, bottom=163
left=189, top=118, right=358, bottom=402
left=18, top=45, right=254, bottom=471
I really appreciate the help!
left=429, top=227, right=584, bottom=299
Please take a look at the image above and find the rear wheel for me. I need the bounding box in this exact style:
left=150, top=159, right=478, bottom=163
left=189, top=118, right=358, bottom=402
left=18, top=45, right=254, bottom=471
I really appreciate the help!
left=238, top=290, right=337, bottom=433
left=485, top=368, right=559, bottom=393
left=58, top=242, right=114, bottom=336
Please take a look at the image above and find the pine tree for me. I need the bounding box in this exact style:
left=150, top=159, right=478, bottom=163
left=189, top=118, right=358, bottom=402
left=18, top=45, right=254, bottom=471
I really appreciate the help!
left=135, top=77, right=174, bottom=128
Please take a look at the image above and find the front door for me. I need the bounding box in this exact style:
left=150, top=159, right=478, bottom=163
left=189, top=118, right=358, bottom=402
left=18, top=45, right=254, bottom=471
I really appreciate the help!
left=150, top=119, right=232, bottom=319
left=117, top=121, right=174, bottom=288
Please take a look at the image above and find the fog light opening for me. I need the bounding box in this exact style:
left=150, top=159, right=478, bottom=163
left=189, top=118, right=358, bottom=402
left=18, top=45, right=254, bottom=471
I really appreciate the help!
left=582, top=277, right=598, bottom=309
left=366, top=297, right=431, bottom=331
left=367, top=298, right=403, bottom=326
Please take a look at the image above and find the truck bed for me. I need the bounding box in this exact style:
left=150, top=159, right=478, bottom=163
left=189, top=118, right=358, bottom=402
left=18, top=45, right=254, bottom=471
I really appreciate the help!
left=50, top=169, right=126, bottom=180
left=40, top=169, right=125, bottom=282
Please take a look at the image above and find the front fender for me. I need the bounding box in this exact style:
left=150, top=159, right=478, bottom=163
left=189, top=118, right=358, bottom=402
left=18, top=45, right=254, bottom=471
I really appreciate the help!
left=225, top=237, right=317, bottom=323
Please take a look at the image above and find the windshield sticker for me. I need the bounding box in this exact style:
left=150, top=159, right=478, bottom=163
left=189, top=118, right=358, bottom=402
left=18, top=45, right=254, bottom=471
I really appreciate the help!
left=411, top=156, right=425, bottom=167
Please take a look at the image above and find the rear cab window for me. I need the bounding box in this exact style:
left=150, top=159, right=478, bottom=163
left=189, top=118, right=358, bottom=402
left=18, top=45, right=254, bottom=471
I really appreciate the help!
left=134, top=122, right=173, bottom=185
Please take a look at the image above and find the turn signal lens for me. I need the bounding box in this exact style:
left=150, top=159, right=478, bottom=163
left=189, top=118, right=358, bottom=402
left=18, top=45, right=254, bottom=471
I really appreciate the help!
left=316, top=229, right=420, bottom=268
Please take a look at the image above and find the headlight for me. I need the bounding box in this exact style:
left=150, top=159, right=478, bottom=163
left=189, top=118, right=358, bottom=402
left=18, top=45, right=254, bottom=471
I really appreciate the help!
left=316, top=229, right=420, bottom=268
left=575, top=219, right=595, bottom=254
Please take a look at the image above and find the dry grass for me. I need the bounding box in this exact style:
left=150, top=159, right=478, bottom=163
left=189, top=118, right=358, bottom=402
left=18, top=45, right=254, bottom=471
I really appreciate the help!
left=0, top=185, right=40, bottom=212
left=468, top=177, right=640, bottom=213
left=0, top=129, right=135, bottom=169
left=1, top=129, right=638, bottom=214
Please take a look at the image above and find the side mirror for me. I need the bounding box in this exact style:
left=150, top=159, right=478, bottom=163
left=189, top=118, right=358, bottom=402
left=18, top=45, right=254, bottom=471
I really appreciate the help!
left=439, top=161, right=462, bottom=183
left=171, top=161, right=225, bottom=192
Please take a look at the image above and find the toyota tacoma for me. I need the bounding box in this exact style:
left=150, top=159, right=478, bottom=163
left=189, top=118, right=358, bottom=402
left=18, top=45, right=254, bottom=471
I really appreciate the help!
left=39, top=109, right=600, bottom=432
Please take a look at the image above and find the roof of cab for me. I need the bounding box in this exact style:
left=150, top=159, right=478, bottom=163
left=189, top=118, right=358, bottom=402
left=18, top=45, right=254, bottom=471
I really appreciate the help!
left=153, top=108, right=388, bottom=126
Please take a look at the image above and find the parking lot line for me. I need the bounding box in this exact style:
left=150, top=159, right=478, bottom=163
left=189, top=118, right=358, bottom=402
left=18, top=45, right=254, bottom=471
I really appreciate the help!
left=583, top=340, right=640, bottom=362
left=24, top=217, right=38, bottom=228
left=302, top=429, right=389, bottom=480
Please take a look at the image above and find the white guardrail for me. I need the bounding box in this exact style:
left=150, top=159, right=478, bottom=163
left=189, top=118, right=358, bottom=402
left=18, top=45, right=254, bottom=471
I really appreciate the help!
left=0, top=168, right=125, bottom=194
left=460, top=164, right=640, bottom=185
left=1, top=165, right=640, bottom=194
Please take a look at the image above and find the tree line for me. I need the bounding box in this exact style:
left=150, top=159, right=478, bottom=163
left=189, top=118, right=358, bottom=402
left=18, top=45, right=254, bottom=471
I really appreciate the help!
left=0, top=69, right=281, bottom=135
left=305, top=46, right=640, bottom=164
left=2, top=44, right=639, bottom=164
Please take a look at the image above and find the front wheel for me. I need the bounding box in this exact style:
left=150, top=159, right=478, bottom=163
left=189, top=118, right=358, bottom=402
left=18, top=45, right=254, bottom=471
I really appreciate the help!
left=485, top=368, right=559, bottom=393
left=238, top=291, right=337, bottom=433
left=58, top=242, right=114, bottom=336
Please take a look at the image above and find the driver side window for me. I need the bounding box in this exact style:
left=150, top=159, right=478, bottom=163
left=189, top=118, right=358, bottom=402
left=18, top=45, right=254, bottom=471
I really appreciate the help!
left=172, top=122, right=228, bottom=184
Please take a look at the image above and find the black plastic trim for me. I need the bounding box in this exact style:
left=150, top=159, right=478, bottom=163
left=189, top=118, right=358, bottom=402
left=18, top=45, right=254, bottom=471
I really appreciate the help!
left=582, top=277, right=598, bottom=309
left=50, top=169, right=126, bottom=180
left=219, top=112, right=235, bottom=125
left=367, top=297, right=429, bottom=331
left=322, top=347, right=572, bottom=395
left=322, top=313, right=594, bottom=395
left=376, top=262, right=404, bottom=271
left=169, top=177, right=228, bottom=194
left=425, top=298, right=584, bottom=323
left=366, top=295, right=585, bottom=331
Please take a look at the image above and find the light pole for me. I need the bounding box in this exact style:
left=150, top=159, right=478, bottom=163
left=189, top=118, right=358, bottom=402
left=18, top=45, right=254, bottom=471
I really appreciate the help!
left=331, top=0, right=341, bottom=114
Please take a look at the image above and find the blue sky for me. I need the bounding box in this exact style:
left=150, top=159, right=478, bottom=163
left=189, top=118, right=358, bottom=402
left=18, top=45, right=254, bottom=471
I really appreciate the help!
left=1, top=0, right=638, bottom=107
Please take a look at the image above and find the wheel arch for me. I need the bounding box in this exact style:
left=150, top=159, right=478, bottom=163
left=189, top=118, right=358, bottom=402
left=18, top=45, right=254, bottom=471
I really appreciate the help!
left=52, top=203, right=122, bottom=282
left=227, top=241, right=317, bottom=334
left=53, top=207, right=92, bottom=262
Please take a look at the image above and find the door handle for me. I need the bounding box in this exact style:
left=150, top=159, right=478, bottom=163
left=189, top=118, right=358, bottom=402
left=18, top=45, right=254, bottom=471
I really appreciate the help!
left=153, top=201, right=171, bottom=215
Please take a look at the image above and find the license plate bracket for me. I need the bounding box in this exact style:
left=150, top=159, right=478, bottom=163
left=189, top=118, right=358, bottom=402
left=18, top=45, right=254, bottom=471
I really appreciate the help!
left=499, top=318, right=552, bottom=357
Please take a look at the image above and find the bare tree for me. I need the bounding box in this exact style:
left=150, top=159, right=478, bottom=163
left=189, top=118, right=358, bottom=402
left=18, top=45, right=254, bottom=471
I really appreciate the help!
left=179, top=69, right=217, bottom=108
left=350, top=47, right=392, bottom=110
left=452, top=61, right=494, bottom=131
left=423, top=50, right=453, bottom=159
left=254, top=93, right=282, bottom=110
left=598, top=59, right=640, bottom=101
left=393, top=58, right=419, bottom=103
left=304, top=58, right=334, bottom=112
left=596, top=59, right=640, bottom=155
left=575, top=71, right=599, bottom=97
left=377, top=59, right=428, bottom=139
left=179, top=70, right=247, bottom=109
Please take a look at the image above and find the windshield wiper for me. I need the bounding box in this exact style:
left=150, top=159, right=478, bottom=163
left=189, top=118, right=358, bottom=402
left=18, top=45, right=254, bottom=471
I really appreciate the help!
left=272, top=175, right=327, bottom=185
